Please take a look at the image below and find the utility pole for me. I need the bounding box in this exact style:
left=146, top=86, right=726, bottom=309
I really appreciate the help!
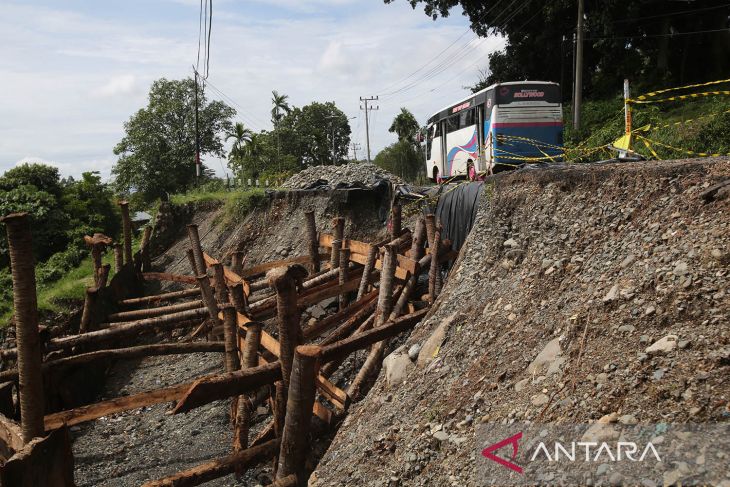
left=573, top=0, right=584, bottom=131
left=193, top=66, right=202, bottom=179
left=360, top=96, right=379, bottom=163
left=351, top=142, right=361, bottom=161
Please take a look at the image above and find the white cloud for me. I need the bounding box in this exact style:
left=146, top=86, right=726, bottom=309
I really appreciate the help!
left=93, top=75, right=138, bottom=98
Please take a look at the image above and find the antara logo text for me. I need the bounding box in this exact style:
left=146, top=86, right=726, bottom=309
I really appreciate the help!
left=452, top=101, right=471, bottom=113
left=481, top=432, right=662, bottom=474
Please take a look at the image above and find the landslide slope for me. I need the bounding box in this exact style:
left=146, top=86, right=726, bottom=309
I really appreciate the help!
left=312, top=158, right=730, bottom=487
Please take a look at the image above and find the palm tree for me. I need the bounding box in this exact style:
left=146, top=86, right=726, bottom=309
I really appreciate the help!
left=271, top=91, right=291, bottom=172
left=226, top=122, right=253, bottom=161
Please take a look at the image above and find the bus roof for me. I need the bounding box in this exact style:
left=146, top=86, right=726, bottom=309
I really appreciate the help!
left=426, top=81, right=559, bottom=124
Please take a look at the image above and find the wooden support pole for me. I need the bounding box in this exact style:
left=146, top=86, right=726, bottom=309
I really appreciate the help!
left=356, top=244, right=378, bottom=301
left=79, top=287, right=99, bottom=333
left=234, top=322, right=261, bottom=452
left=304, top=210, right=320, bottom=273
left=91, top=244, right=103, bottom=286
left=98, top=263, right=111, bottom=288
left=302, top=289, right=377, bottom=341
left=231, top=251, right=245, bottom=276
left=269, top=268, right=301, bottom=389
left=113, top=243, right=123, bottom=273
left=187, top=224, right=206, bottom=277
left=429, top=224, right=442, bottom=302
left=119, top=288, right=201, bottom=307
left=425, top=213, right=436, bottom=249
left=1, top=213, right=44, bottom=442
left=271, top=380, right=286, bottom=467
left=338, top=248, right=350, bottom=311
left=266, top=475, right=297, bottom=487
left=229, top=281, right=248, bottom=315
left=196, top=274, right=222, bottom=338
left=276, top=345, right=321, bottom=483
left=390, top=254, right=430, bottom=321
left=141, top=225, right=153, bottom=272
left=410, top=216, right=426, bottom=262
left=119, top=200, right=133, bottom=265
left=186, top=248, right=199, bottom=276
left=319, top=314, right=374, bottom=378
left=141, top=438, right=280, bottom=487
left=212, top=263, right=229, bottom=304
left=0, top=342, right=224, bottom=383
left=107, top=299, right=204, bottom=323
left=221, top=304, right=241, bottom=373
left=390, top=202, right=402, bottom=240
left=329, top=217, right=345, bottom=269
left=319, top=300, right=376, bottom=347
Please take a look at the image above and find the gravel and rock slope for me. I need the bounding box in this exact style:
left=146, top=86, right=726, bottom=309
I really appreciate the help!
left=311, top=158, right=730, bottom=487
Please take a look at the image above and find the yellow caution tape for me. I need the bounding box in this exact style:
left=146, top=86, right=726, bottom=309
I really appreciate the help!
left=634, top=134, right=730, bottom=157
left=639, top=137, right=660, bottom=160
left=633, top=109, right=730, bottom=132
left=635, top=78, right=730, bottom=101
left=628, top=90, right=730, bottom=104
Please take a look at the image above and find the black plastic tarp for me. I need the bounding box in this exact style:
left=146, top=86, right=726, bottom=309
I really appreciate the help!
left=434, top=181, right=484, bottom=254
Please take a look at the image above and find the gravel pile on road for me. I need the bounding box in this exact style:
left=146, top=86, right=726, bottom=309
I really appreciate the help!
left=311, top=158, right=730, bottom=486
left=282, top=162, right=403, bottom=189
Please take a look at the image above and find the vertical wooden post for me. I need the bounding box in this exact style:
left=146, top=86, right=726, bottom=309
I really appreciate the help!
left=276, top=345, right=321, bottom=483
left=186, top=248, right=200, bottom=276
left=113, top=243, right=123, bottom=273
left=98, top=264, right=111, bottom=288
left=410, top=216, right=426, bottom=262
left=390, top=202, right=402, bottom=240
left=187, top=224, right=207, bottom=277
left=90, top=244, right=103, bottom=286
left=356, top=245, right=378, bottom=301
left=269, top=268, right=301, bottom=389
left=329, top=217, right=345, bottom=269
left=119, top=201, right=133, bottom=265
left=429, top=224, right=442, bottom=302
left=221, top=304, right=240, bottom=373
left=304, top=210, right=320, bottom=273
left=140, top=225, right=152, bottom=272
left=229, top=281, right=249, bottom=315
left=1, top=213, right=44, bottom=442
left=338, top=248, right=350, bottom=311
left=196, top=274, right=222, bottom=338
left=272, top=381, right=286, bottom=441
left=212, top=263, right=229, bottom=304
left=80, top=287, right=98, bottom=334
left=231, top=251, right=245, bottom=276
left=234, top=321, right=262, bottom=452
left=425, top=213, right=436, bottom=251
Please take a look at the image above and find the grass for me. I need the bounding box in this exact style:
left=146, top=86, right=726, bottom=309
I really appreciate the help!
left=170, top=187, right=268, bottom=228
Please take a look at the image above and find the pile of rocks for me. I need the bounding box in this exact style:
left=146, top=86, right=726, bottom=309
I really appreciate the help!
left=282, top=162, right=403, bottom=189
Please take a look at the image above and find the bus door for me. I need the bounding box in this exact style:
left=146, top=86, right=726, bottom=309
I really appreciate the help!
left=440, top=120, right=448, bottom=177
left=476, top=105, right=485, bottom=171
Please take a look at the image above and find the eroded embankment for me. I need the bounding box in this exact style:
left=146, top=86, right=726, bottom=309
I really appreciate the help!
left=72, top=188, right=392, bottom=486
left=311, top=158, right=730, bottom=487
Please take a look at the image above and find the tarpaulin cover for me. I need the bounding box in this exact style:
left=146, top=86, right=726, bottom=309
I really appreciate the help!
left=435, top=181, right=484, bottom=254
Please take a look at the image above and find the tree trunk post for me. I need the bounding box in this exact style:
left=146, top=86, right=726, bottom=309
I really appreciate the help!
left=140, top=225, right=152, bottom=272
left=119, top=200, right=133, bottom=265
left=231, top=251, right=245, bottom=276
left=212, top=262, right=229, bottom=304
left=80, top=287, right=99, bottom=333
left=410, top=216, right=426, bottom=262
left=429, top=223, right=442, bottom=302
left=221, top=304, right=240, bottom=373
left=425, top=213, right=436, bottom=251
left=329, top=217, right=345, bottom=269
left=186, top=248, right=200, bottom=276
left=230, top=281, right=249, bottom=315
left=356, top=245, right=378, bottom=301
left=1, top=213, right=45, bottom=442
left=234, top=321, right=262, bottom=452
left=338, top=248, right=350, bottom=311
left=91, top=244, right=103, bottom=286
left=196, top=274, right=222, bottom=339
left=268, top=269, right=301, bottom=389
left=113, top=243, right=123, bottom=273
left=275, top=345, right=321, bottom=483
left=390, top=202, right=402, bottom=240
left=98, top=264, right=111, bottom=288
left=304, top=210, right=320, bottom=273
left=187, top=224, right=207, bottom=277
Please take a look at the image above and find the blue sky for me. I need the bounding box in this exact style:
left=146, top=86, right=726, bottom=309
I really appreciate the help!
left=0, top=0, right=504, bottom=179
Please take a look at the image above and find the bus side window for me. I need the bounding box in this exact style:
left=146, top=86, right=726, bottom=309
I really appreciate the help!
left=446, top=114, right=459, bottom=133
left=462, top=108, right=475, bottom=127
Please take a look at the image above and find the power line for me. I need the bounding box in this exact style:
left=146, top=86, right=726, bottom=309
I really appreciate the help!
left=203, top=78, right=265, bottom=130
left=585, top=27, right=730, bottom=41
left=612, top=3, right=730, bottom=24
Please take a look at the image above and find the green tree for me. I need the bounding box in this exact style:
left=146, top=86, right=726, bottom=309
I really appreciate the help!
left=61, top=172, right=120, bottom=245
left=374, top=140, right=423, bottom=182
left=389, top=108, right=420, bottom=143
left=227, top=122, right=253, bottom=161
left=278, top=102, right=352, bottom=166
left=270, top=90, right=291, bottom=125
left=0, top=163, right=63, bottom=199
left=112, top=77, right=235, bottom=202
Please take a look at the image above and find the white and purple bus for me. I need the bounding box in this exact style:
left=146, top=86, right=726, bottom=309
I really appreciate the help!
left=425, top=81, right=563, bottom=181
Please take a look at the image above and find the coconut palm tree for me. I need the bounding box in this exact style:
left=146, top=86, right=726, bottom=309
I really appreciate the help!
left=226, top=122, right=253, bottom=161
left=271, top=91, right=291, bottom=172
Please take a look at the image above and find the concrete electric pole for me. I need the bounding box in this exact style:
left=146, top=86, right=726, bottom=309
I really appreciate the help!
left=351, top=142, right=361, bottom=161
left=360, top=96, right=379, bottom=163
left=573, top=0, right=584, bottom=131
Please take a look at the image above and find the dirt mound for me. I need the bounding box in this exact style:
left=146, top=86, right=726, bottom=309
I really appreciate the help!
left=311, top=158, right=730, bottom=486
left=282, top=162, right=403, bottom=189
